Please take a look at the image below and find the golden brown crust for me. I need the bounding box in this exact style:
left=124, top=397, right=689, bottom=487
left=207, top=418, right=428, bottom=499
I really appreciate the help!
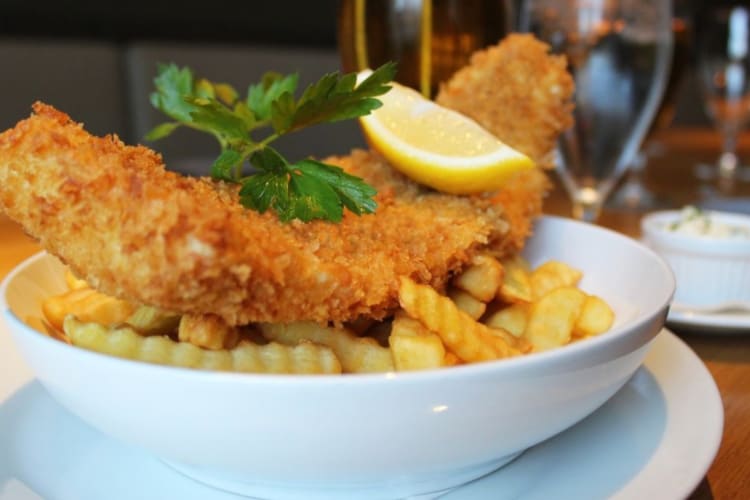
left=436, top=33, right=573, bottom=253
left=0, top=34, right=573, bottom=324
left=436, top=33, right=574, bottom=168
left=0, top=104, right=508, bottom=325
left=489, top=168, right=552, bottom=255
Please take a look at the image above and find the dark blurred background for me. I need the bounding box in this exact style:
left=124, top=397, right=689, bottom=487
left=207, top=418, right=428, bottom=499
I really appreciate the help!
left=0, top=1, right=340, bottom=46
left=0, top=0, right=716, bottom=170
left=0, top=0, right=356, bottom=169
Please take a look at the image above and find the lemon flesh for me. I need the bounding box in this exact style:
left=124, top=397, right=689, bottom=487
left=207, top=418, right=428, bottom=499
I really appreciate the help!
left=359, top=78, right=534, bottom=194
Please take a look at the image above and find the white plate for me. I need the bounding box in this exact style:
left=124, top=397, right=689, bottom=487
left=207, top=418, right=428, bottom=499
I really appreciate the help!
left=667, top=307, right=750, bottom=334
left=0, top=329, right=722, bottom=500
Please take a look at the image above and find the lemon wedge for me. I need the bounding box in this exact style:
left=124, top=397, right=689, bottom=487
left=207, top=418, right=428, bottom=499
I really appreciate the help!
left=358, top=72, right=534, bottom=194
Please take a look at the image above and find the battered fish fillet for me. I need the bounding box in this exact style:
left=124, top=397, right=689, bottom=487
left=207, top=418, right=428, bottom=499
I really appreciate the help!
left=0, top=104, right=509, bottom=324
left=437, top=34, right=575, bottom=254
left=437, top=33, right=574, bottom=168
left=0, top=34, right=573, bottom=325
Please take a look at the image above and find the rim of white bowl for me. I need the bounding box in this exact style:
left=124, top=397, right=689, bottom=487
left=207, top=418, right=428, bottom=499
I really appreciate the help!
left=1, top=216, right=675, bottom=386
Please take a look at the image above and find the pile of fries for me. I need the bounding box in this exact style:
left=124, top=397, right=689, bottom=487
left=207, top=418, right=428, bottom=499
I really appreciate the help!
left=40, top=254, right=614, bottom=375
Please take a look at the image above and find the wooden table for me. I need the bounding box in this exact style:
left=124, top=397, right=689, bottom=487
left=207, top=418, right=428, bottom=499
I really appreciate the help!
left=546, top=128, right=750, bottom=500
left=1, top=127, right=748, bottom=498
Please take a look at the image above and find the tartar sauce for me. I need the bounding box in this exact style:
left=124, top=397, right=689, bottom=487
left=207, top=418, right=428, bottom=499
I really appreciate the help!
left=666, top=206, right=750, bottom=239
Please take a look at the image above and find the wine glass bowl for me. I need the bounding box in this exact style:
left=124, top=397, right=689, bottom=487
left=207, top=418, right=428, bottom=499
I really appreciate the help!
left=608, top=2, right=694, bottom=210
left=651, top=13, right=693, bottom=133
left=521, top=0, right=673, bottom=222
left=696, top=4, right=750, bottom=185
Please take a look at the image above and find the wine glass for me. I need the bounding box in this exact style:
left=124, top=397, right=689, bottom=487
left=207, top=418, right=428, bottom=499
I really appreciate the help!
left=337, top=0, right=513, bottom=98
left=695, top=3, right=750, bottom=187
left=608, top=0, right=693, bottom=209
left=520, top=0, right=673, bottom=222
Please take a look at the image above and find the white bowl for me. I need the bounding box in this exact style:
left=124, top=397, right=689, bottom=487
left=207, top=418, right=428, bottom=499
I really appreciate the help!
left=641, top=209, right=750, bottom=311
left=1, top=216, right=674, bottom=500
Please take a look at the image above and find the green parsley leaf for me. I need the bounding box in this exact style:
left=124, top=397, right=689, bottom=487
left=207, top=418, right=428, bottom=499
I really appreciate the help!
left=148, top=62, right=396, bottom=223
left=150, top=64, right=197, bottom=123
left=240, top=171, right=290, bottom=215
left=214, top=82, right=239, bottom=105
left=239, top=147, right=373, bottom=223
left=144, top=121, right=181, bottom=141
left=210, top=149, right=244, bottom=182
left=286, top=168, right=343, bottom=222
left=247, top=72, right=299, bottom=122
left=183, top=96, right=248, bottom=146
left=293, top=159, right=378, bottom=216
left=272, top=62, right=397, bottom=134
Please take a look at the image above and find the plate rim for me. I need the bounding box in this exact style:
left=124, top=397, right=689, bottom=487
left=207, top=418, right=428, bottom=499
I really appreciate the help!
left=444, top=329, right=724, bottom=499
left=667, top=306, right=750, bottom=333
left=0, top=329, right=724, bottom=500
left=612, top=328, right=724, bottom=499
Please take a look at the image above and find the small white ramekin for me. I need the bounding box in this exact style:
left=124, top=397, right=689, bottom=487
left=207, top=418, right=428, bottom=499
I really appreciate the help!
left=641, top=209, right=750, bottom=310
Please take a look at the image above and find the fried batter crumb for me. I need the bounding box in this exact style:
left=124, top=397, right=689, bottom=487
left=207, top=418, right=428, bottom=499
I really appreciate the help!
left=437, top=33, right=574, bottom=168
left=0, top=34, right=574, bottom=325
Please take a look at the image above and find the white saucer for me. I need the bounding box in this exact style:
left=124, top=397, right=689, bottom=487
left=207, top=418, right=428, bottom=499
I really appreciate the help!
left=0, top=330, right=723, bottom=500
left=668, top=307, right=750, bottom=334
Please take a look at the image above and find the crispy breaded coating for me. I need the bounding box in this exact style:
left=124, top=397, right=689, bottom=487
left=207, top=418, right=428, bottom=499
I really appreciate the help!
left=0, top=34, right=573, bottom=324
left=0, top=104, right=508, bottom=325
left=437, top=33, right=574, bottom=167
left=489, top=168, right=551, bottom=255
left=436, top=33, right=573, bottom=252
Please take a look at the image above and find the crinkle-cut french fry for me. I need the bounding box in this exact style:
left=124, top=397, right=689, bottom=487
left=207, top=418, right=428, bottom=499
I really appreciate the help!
left=64, top=268, right=90, bottom=290
left=126, top=306, right=180, bottom=336
left=452, top=254, right=504, bottom=302
left=498, top=255, right=533, bottom=303
left=484, top=303, right=530, bottom=338
left=574, top=294, right=615, bottom=338
left=443, top=351, right=462, bottom=366
left=487, top=326, right=530, bottom=351
left=398, top=277, right=524, bottom=363
left=64, top=316, right=342, bottom=374
left=448, top=288, right=487, bottom=320
left=525, top=287, right=586, bottom=351
left=389, top=315, right=446, bottom=371
left=259, top=321, right=394, bottom=373
left=178, top=314, right=240, bottom=350
left=42, top=288, right=137, bottom=331
left=25, top=315, right=69, bottom=343
left=530, top=261, right=583, bottom=300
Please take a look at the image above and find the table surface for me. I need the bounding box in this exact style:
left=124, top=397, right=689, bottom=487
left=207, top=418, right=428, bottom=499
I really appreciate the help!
left=1, top=127, right=749, bottom=499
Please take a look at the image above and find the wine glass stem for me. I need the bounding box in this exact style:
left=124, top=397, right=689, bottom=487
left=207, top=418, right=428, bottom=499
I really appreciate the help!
left=572, top=201, right=602, bottom=223
left=719, top=130, right=739, bottom=180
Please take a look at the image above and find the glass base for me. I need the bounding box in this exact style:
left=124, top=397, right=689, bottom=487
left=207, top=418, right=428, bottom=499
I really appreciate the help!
left=606, top=178, right=673, bottom=212
left=694, top=163, right=750, bottom=182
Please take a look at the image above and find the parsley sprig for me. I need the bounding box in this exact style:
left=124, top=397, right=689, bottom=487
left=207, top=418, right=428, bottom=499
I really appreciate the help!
left=147, top=62, right=397, bottom=222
